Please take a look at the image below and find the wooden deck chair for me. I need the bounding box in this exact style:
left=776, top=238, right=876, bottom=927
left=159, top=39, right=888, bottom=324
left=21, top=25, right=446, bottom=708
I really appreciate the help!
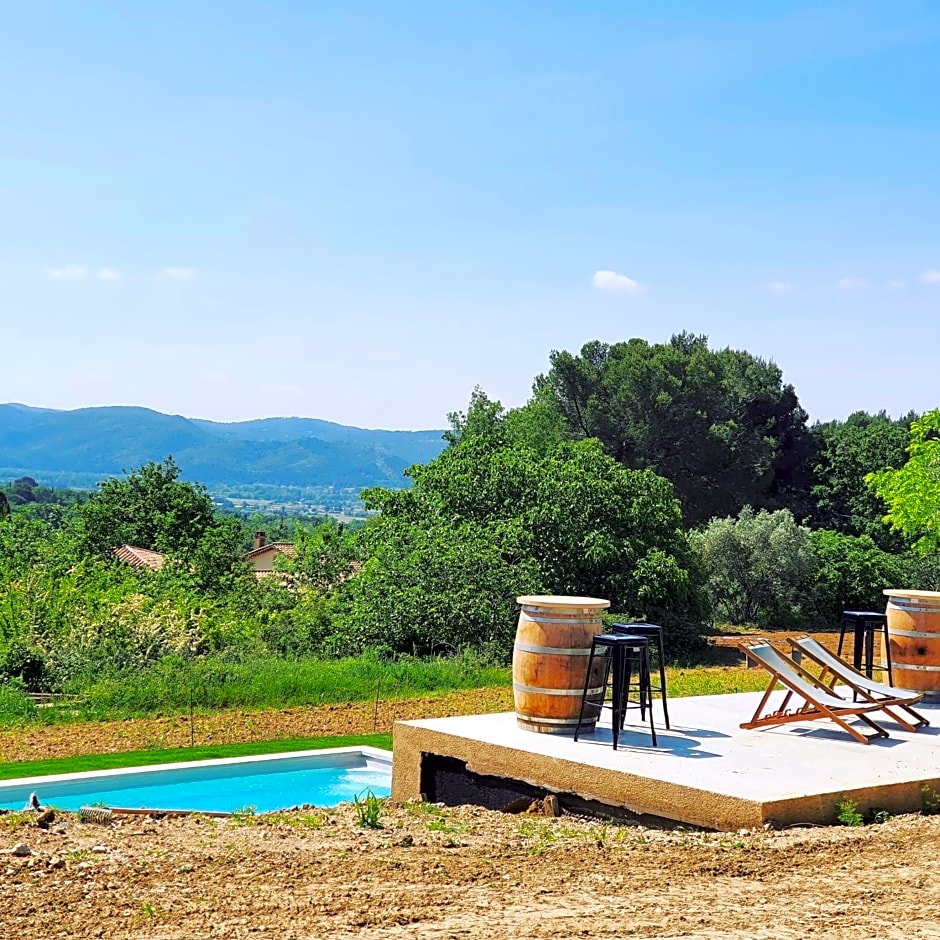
left=738, top=640, right=890, bottom=744
left=788, top=635, right=929, bottom=733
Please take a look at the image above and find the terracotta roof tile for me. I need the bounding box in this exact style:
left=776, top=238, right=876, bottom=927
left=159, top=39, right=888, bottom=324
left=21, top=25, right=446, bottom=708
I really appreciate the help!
left=114, top=545, right=165, bottom=570
left=244, top=542, right=296, bottom=560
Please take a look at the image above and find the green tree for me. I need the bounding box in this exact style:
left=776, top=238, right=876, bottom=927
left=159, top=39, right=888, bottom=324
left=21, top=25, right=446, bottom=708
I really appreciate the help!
left=342, top=411, right=706, bottom=658
left=536, top=333, right=813, bottom=525
left=867, top=410, right=940, bottom=554
left=287, top=519, right=358, bottom=593
left=809, top=530, right=914, bottom=626
left=73, top=457, right=218, bottom=558
left=0, top=492, right=9, bottom=522
left=809, top=411, right=914, bottom=548
left=690, top=507, right=815, bottom=626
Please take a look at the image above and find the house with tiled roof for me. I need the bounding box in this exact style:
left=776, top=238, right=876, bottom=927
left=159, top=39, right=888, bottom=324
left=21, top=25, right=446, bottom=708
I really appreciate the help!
left=244, top=531, right=295, bottom=577
left=114, top=545, right=165, bottom=571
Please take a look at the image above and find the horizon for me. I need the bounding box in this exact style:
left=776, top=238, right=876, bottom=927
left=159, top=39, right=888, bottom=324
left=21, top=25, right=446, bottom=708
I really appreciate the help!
left=2, top=3, right=939, bottom=429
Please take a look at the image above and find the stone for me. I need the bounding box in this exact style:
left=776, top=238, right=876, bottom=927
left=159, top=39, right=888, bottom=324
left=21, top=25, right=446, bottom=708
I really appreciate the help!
left=36, top=809, right=56, bottom=830
left=10, top=842, right=31, bottom=857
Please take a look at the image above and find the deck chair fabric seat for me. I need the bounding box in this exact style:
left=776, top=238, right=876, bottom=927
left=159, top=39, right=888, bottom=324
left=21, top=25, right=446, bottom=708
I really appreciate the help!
left=739, top=640, right=891, bottom=744
left=789, top=635, right=929, bottom=733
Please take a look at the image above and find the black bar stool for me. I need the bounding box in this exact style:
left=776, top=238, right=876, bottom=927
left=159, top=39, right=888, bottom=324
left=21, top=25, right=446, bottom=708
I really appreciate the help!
left=574, top=634, right=657, bottom=749
left=838, top=610, right=893, bottom=685
left=611, top=622, right=670, bottom=729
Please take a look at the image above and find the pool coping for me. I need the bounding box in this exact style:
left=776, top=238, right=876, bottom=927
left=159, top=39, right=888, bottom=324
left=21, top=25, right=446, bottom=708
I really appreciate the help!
left=0, top=745, right=393, bottom=796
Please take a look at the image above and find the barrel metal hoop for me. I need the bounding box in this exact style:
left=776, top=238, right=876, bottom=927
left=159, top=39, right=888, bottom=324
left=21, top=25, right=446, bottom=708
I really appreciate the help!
left=519, top=613, right=603, bottom=625
left=513, top=682, right=605, bottom=696
left=517, top=715, right=587, bottom=726
left=514, top=643, right=593, bottom=656
left=887, top=628, right=940, bottom=639
left=891, top=663, right=940, bottom=672
left=888, top=598, right=940, bottom=613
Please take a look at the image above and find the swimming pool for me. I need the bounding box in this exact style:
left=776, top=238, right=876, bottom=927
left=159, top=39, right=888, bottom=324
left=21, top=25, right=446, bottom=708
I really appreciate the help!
left=0, top=746, right=392, bottom=814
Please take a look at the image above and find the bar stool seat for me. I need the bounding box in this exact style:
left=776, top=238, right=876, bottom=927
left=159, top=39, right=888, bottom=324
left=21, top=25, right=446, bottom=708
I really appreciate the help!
left=611, top=622, right=670, bottom=729
left=838, top=610, right=893, bottom=686
left=574, top=634, right=657, bottom=749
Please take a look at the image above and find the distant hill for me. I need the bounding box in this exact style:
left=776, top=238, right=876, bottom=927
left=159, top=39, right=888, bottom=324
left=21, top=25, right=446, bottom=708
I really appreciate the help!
left=0, top=403, right=447, bottom=492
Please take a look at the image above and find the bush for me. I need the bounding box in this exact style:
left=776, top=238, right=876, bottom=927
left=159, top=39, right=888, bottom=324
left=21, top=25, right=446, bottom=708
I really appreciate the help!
left=691, top=507, right=815, bottom=627
left=809, top=530, right=915, bottom=627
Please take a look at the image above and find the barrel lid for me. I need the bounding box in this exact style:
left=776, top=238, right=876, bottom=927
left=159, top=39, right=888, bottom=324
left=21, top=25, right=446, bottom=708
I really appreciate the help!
left=516, top=595, right=610, bottom=608
left=884, top=588, right=940, bottom=600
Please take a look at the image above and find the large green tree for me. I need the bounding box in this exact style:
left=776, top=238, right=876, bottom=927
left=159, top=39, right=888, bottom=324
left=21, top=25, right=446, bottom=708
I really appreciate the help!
left=341, top=399, right=707, bottom=657
left=72, top=457, right=246, bottom=595
left=74, top=457, right=217, bottom=558
left=535, top=333, right=813, bottom=525
left=808, top=411, right=914, bottom=547
left=867, top=410, right=940, bottom=554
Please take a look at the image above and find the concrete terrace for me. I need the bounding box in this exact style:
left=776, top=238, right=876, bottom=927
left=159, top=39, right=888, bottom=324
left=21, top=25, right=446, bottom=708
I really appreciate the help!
left=392, top=692, right=940, bottom=830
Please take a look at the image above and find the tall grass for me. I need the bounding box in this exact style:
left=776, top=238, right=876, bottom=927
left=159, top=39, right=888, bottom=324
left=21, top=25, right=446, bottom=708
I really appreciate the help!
left=0, top=650, right=510, bottom=726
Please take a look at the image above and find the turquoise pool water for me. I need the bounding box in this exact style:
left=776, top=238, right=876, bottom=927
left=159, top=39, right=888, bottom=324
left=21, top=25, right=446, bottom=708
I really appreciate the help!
left=0, top=748, right=392, bottom=814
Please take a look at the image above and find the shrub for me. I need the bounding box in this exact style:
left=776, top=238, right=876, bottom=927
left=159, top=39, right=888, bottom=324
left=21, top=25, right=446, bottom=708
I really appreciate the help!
left=690, top=507, right=815, bottom=627
left=809, top=530, right=915, bottom=627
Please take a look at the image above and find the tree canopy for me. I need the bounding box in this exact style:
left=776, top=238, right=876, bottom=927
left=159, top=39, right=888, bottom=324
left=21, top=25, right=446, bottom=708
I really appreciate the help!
left=535, top=333, right=812, bottom=525
left=809, top=411, right=913, bottom=547
left=74, top=457, right=218, bottom=559
left=867, top=410, right=940, bottom=554
left=341, top=396, right=707, bottom=657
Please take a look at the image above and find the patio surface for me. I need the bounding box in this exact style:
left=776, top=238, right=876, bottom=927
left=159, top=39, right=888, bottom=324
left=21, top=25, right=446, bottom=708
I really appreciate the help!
left=392, top=691, right=940, bottom=830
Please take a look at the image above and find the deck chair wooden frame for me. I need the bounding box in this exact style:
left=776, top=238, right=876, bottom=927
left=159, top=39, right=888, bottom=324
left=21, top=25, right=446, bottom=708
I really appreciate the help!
left=739, top=640, right=890, bottom=744
left=788, top=635, right=929, bottom=733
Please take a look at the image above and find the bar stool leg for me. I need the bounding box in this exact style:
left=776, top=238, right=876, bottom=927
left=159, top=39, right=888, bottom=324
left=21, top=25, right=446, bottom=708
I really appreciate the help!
left=852, top=621, right=865, bottom=673
left=655, top=632, right=671, bottom=729
left=611, top=644, right=624, bottom=751
left=864, top=623, right=875, bottom=680
left=837, top=616, right=849, bottom=658
left=882, top=621, right=894, bottom=686
left=574, top=639, right=600, bottom=743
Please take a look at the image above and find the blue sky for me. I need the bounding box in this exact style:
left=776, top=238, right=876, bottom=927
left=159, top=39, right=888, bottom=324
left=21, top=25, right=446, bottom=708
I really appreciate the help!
left=1, top=1, right=939, bottom=429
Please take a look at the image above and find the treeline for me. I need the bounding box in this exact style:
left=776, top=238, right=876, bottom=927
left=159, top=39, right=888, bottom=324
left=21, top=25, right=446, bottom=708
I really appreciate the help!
left=1, top=332, right=938, bottom=700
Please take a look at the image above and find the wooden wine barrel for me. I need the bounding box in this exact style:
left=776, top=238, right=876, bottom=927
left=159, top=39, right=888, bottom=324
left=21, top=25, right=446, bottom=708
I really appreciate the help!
left=512, top=595, right=610, bottom=734
left=884, top=589, right=940, bottom=700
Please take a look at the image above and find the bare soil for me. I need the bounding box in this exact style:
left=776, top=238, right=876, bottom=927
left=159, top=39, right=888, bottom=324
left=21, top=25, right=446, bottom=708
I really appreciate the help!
left=0, top=689, right=515, bottom=763
left=2, top=801, right=940, bottom=939
left=1, top=657, right=930, bottom=939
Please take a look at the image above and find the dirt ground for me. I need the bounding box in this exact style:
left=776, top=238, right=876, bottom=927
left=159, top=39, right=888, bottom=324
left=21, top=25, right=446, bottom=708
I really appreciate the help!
left=2, top=800, right=940, bottom=939
left=1, top=646, right=931, bottom=939
left=0, top=688, right=516, bottom=763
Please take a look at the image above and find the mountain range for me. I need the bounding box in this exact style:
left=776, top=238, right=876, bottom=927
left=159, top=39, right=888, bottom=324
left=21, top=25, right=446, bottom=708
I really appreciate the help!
left=0, top=403, right=447, bottom=491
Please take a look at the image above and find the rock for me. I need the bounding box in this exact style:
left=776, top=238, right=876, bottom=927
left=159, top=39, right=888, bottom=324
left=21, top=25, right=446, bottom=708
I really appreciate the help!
left=541, top=795, right=561, bottom=817
left=36, top=809, right=56, bottom=830
left=91, top=845, right=109, bottom=854
left=397, top=835, right=414, bottom=847
left=47, top=856, right=65, bottom=869
left=10, top=842, right=31, bottom=857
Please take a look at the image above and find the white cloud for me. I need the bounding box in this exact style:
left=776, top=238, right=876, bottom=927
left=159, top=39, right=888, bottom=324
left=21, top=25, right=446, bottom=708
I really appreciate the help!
left=768, top=282, right=792, bottom=292
left=888, top=280, right=907, bottom=289
left=920, top=271, right=940, bottom=284
left=98, top=268, right=120, bottom=281
left=49, top=266, right=88, bottom=279
left=837, top=277, right=869, bottom=290
left=160, top=266, right=197, bottom=279
left=592, top=270, right=640, bottom=293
